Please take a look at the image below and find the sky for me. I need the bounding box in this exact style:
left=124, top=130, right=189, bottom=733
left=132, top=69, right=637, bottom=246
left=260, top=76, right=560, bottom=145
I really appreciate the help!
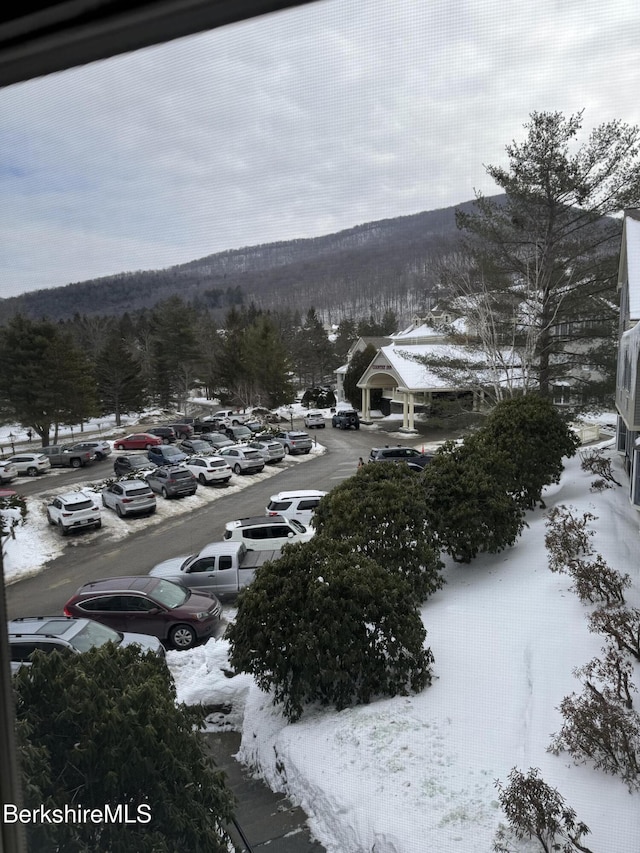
left=4, top=413, right=639, bottom=851
left=2, top=0, right=640, bottom=298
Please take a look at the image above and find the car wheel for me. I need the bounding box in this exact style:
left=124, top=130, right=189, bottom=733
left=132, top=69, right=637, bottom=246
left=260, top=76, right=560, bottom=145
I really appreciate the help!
left=95, top=452, right=104, bottom=460
left=321, top=424, right=325, bottom=428
left=332, top=421, right=336, bottom=427
left=94, top=520, right=102, bottom=530
left=114, top=444, right=123, bottom=451
left=145, top=443, right=153, bottom=450
left=198, top=474, right=207, bottom=485
left=223, top=477, right=231, bottom=483
left=284, top=445, right=290, bottom=454
left=355, top=424, right=360, bottom=430
left=162, top=437, right=170, bottom=445
left=233, top=464, right=242, bottom=475
left=47, top=511, right=55, bottom=526
left=26, top=466, right=38, bottom=477
left=161, top=487, right=169, bottom=499
left=115, top=504, right=123, bottom=517
left=304, top=449, right=311, bottom=454
left=58, top=520, right=68, bottom=536
left=101, top=495, right=107, bottom=507
left=148, top=507, right=157, bottom=515
left=71, top=458, right=82, bottom=468
left=170, top=625, right=196, bottom=650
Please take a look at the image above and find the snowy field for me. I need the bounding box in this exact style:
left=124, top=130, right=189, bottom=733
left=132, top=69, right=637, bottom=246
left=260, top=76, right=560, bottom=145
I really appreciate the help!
left=168, top=439, right=640, bottom=853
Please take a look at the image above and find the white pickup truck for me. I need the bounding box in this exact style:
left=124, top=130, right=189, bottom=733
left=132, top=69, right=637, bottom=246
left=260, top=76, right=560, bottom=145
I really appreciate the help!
left=148, top=541, right=279, bottom=598
left=214, top=409, right=249, bottom=426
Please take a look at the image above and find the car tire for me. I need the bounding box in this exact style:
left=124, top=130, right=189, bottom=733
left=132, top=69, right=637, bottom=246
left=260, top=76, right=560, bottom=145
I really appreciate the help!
left=71, top=458, right=82, bottom=468
left=304, top=449, right=311, bottom=454
left=169, top=624, right=196, bottom=650
left=162, top=437, right=170, bottom=445
left=332, top=421, right=336, bottom=427
left=94, top=520, right=102, bottom=530
left=148, top=507, right=157, bottom=515
left=321, top=424, right=325, bottom=428
left=95, top=452, right=104, bottom=460
left=47, top=511, right=55, bottom=526
left=114, top=444, right=123, bottom=451
left=161, top=487, right=169, bottom=499
left=58, top=520, right=68, bottom=536
left=116, top=504, right=123, bottom=517
left=233, top=464, right=242, bottom=475
left=284, top=445, right=290, bottom=454
left=145, top=444, right=153, bottom=450
left=198, top=474, right=207, bottom=485
left=26, top=466, right=38, bottom=477
left=101, top=495, right=107, bottom=507
left=355, top=424, right=360, bottom=430
left=223, top=477, right=231, bottom=483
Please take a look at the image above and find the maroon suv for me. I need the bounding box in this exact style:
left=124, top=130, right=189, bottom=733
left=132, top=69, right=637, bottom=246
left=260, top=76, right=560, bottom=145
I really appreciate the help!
left=64, top=576, right=221, bottom=649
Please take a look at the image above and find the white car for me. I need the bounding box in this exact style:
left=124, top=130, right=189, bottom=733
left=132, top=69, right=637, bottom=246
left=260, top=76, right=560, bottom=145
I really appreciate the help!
left=218, top=446, right=265, bottom=475
left=0, top=460, right=18, bottom=484
left=47, top=491, right=101, bottom=535
left=223, top=515, right=314, bottom=551
left=7, top=452, right=51, bottom=477
left=303, top=411, right=325, bottom=429
left=266, top=490, right=327, bottom=526
left=184, top=455, right=232, bottom=485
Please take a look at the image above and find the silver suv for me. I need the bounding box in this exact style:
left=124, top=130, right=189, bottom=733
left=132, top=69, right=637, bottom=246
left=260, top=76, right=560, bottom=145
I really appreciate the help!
left=218, top=446, right=265, bottom=474
left=272, top=430, right=312, bottom=455
left=145, top=465, right=198, bottom=498
left=8, top=616, right=164, bottom=673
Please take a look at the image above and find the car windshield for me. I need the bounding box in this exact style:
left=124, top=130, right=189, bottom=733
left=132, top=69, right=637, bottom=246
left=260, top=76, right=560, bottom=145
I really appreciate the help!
left=152, top=580, right=189, bottom=608
left=127, top=455, right=149, bottom=466
left=290, top=519, right=307, bottom=534
left=188, top=441, right=209, bottom=451
left=67, top=621, right=122, bottom=652
left=162, top=447, right=182, bottom=457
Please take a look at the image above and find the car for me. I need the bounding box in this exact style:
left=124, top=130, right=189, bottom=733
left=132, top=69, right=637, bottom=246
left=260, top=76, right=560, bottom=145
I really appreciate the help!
left=46, top=491, right=102, bottom=535
left=266, top=489, right=327, bottom=525
left=64, top=576, right=222, bottom=650
left=66, top=439, right=112, bottom=460
left=41, top=445, right=93, bottom=468
left=183, top=455, right=232, bottom=485
left=368, top=446, right=435, bottom=469
left=168, top=422, right=195, bottom=439
left=113, top=433, right=163, bottom=451
left=243, top=419, right=265, bottom=434
left=218, top=446, right=265, bottom=475
left=145, top=465, right=198, bottom=498
left=223, top=515, right=314, bottom=551
left=272, top=430, right=313, bottom=455
left=303, top=411, right=326, bottom=429
left=0, top=460, right=18, bottom=483
left=224, top=425, right=253, bottom=443
left=147, top=426, right=177, bottom=444
left=198, top=432, right=234, bottom=450
left=247, top=438, right=286, bottom=464
left=6, top=452, right=51, bottom=477
left=147, top=444, right=189, bottom=466
left=7, top=616, right=165, bottom=673
left=113, top=454, right=158, bottom=477
left=331, top=409, right=360, bottom=430
left=213, top=409, right=249, bottom=426
left=101, top=479, right=157, bottom=517
left=178, top=438, right=214, bottom=455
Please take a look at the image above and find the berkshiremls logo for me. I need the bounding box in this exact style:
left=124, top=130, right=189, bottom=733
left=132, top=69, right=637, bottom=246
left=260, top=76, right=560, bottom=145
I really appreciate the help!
left=3, top=804, right=152, bottom=825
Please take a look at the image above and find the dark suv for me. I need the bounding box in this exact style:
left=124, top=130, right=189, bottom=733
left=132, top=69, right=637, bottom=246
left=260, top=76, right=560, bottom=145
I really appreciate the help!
left=369, top=446, right=434, bottom=469
left=168, top=422, right=195, bottom=439
left=332, top=410, right=360, bottom=430
left=145, top=465, right=197, bottom=498
left=147, top=426, right=177, bottom=444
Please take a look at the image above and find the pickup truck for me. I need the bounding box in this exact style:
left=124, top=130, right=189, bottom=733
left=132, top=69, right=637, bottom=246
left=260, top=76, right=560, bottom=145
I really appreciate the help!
left=41, top=445, right=93, bottom=468
left=148, top=541, right=280, bottom=598
left=214, top=409, right=249, bottom=426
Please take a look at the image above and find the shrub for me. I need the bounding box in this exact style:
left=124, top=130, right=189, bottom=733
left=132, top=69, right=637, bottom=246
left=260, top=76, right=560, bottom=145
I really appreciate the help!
left=574, top=644, right=637, bottom=710
left=14, top=644, right=233, bottom=853
left=475, top=394, right=580, bottom=509
left=544, top=505, right=596, bottom=574
left=226, top=539, right=434, bottom=722
left=588, top=607, right=640, bottom=662
left=422, top=439, right=526, bottom=563
left=493, top=767, right=594, bottom=853
left=312, top=462, right=444, bottom=601
left=580, top=447, right=622, bottom=488
left=569, top=556, right=630, bottom=607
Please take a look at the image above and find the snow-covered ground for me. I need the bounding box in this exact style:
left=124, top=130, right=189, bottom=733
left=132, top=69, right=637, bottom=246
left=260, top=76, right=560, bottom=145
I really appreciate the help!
left=4, top=406, right=636, bottom=851
left=168, top=437, right=640, bottom=853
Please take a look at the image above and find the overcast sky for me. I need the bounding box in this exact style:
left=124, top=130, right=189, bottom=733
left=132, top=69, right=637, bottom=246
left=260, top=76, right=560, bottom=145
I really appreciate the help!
left=2, top=0, right=640, bottom=298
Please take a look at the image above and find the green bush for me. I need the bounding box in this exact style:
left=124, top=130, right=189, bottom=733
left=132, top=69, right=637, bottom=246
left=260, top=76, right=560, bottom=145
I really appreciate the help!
left=227, top=539, right=434, bottom=722
left=14, top=644, right=233, bottom=853
left=312, top=461, right=444, bottom=602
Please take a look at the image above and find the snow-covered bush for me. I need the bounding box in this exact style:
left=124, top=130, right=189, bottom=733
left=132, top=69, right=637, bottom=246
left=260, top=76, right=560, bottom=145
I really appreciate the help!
left=0, top=492, right=28, bottom=552
left=574, top=643, right=637, bottom=710
left=579, top=447, right=621, bottom=489
left=493, top=767, right=594, bottom=853
left=570, top=556, right=630, bottom=606
left=227, top=538, right=434, bottom=722
left=544, top=505, right=596, bottom=574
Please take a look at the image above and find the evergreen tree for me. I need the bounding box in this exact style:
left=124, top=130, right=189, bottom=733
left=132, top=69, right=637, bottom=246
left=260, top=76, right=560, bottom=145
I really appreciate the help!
left=227, top=539, right=434, bottom=722
left=14, top=644, right=233, bottom=853
left=0, top=316, right=96, bottom=445
left=313, top=462, right=444, bottom=602
left=422, top=440, right=527, bottom=563
left=96, top=322, right=148, bottom=425
left=455, top=110, right=640, bottom=398
left=342, top=344, right=377, bottom=408
left=333, top=318, right=358, bottom=363
left=475, top=394, right=580, bottom=509
left=294, top=308, right=334, bottom=387
left=148, top=296, right=201, bottom=408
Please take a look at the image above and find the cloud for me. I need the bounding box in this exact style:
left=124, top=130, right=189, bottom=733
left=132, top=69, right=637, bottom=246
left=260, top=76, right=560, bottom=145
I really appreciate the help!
left=2, top=0, right=640, bottom=296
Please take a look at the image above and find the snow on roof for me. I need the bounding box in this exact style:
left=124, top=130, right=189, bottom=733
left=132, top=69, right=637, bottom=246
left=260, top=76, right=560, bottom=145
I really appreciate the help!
left=389, top=323, right=441, bottom=341
left=626, top=215, right=640, bottom=320
left=370, top=343, right=520, bottom=391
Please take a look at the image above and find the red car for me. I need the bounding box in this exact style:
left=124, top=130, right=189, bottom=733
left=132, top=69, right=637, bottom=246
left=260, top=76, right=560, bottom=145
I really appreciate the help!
left=64, top=576, right=222, bottom=650
left=113, top=433, right=163, bottom=451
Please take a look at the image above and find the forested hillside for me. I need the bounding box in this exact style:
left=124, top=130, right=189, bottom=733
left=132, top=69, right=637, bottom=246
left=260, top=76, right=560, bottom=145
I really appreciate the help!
left=0, top=200, right=480, bottom=324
